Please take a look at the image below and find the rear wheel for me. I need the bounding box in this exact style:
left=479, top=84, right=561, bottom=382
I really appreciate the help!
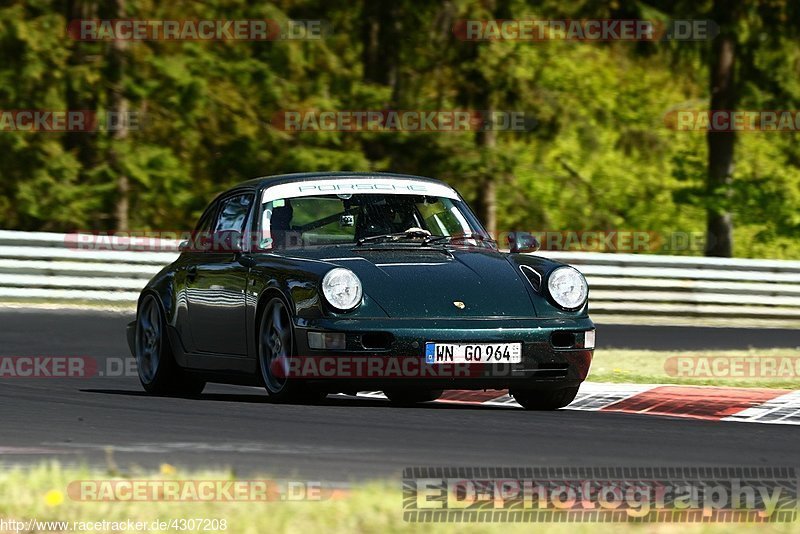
left=511, top=387, right=579, bottom=410
left=258, top=297, right=326, bottom=403
left=135, top=294, right=205, bottom=396
left=384, top=389, right=443, bottom=405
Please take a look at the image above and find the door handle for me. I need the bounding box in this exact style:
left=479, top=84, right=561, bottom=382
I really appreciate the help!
left=186, top=265, right=198, bottom=281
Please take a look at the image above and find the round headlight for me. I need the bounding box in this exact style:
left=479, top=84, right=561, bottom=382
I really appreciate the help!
left=322, top=268, right=363, bottom=311
left=547, top=266, right=588, bottom=310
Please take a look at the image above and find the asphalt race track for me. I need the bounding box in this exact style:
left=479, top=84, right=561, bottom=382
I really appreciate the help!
left=0, top=309, right=797, bottom=480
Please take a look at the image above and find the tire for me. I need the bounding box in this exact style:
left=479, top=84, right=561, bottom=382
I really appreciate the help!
left=384, top=389, right=443, bottom=405
left=511, top=387, right=579, bottom=410
left=257, top=297, right=326, bottom=403
left=135, top=294, right=206, bottom=396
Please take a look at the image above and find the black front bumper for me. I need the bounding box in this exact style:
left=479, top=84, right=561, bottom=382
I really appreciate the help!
left=291, top=316, right=594, bottom=392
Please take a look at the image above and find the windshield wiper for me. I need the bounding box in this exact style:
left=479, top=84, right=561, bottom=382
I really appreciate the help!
left=422, top=233, right=495, bottom=246
left=356, top=228, right=431, bottom=247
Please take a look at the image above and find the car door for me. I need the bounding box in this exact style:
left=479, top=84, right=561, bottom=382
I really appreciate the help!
left=185, top=192, right=253, bottom=356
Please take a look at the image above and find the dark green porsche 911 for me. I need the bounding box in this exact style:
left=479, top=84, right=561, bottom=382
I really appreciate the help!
left=127, top=172, right=595, bottom=410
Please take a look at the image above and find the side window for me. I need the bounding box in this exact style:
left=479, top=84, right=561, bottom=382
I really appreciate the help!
left=215, top=194, right=253, bottom=233
left=197, top=193, right=253, bottom=252
left=188, top=206, right=217, bottom=251
left=195, top=206, right=217, bottom=235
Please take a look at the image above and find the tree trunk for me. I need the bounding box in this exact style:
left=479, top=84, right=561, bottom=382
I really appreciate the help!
left=705, top=3, right=736, bottom=257
left=107, top=0, right=129, bottom=231
left=361, top=1, right=398, bottom=89
left=478, top=116, right=497, bottom=238
left=361, top=1, right=401, bottom=168
left=64, top=0, right=98, bottom=174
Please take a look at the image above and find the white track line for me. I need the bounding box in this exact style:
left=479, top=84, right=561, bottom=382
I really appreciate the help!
left=722, top=390, right=800, bottom=425
left=349, top=384, right=800, bottom=425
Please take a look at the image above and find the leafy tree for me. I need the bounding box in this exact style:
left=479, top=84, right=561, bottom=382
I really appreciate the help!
left=0, top=0, right=798, bottom=259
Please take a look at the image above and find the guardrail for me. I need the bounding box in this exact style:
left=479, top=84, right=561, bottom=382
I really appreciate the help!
left=1, top=230, right=799, bottom=327
left=0, top=230, right=176, bottom=303
left=540, top=251, right=800, bottom=327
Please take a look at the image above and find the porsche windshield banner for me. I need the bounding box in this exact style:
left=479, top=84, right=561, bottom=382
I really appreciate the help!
left=261, top=178, right=460, bottom=203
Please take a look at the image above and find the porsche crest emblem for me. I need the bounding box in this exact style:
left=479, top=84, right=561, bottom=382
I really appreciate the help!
left=453, top=301, right=466, bottom=309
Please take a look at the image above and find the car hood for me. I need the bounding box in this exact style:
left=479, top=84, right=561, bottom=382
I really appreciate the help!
left=287, top=246, right=539, bottom=318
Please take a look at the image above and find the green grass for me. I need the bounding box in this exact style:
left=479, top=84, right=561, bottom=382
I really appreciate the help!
left=589, top=348, right=800, bottom=389
left=0, top=464, right=797, bottom=534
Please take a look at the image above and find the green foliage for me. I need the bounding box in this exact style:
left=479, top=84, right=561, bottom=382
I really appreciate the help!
left=0, top=0, right=798, bottom=257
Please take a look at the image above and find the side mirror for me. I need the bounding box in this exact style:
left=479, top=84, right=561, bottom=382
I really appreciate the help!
left=178, top=240, right=191, bottom=252
left=509, top=231, right=540, bottom=254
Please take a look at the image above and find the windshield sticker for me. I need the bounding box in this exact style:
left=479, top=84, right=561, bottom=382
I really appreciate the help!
left=262, top=178, right=458, bottom=203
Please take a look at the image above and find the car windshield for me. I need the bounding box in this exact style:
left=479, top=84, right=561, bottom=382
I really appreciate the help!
left=257, top=192, right=490, bottom=250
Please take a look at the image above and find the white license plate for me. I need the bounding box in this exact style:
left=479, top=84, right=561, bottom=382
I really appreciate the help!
left=424, top=342, right=522, bottom=364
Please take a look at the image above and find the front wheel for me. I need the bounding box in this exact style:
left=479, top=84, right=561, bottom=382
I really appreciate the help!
left=510, top=387, right=579, bottom=410
left=258, top=297, right=326, bottom=403
left=384, top=390, right=443, bottom=405
left=135, top=294, right=205, bottom=396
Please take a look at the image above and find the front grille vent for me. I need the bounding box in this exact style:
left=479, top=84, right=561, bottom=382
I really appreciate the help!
left=519, top=265, right=542, bottom=292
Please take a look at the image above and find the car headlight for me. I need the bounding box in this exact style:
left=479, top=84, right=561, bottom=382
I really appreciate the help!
left=547, top=266, right=588, bottom=310
left=321, top=268, right=363, bottom=311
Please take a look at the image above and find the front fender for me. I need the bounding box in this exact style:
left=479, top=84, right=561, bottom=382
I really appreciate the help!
left=244, top=255, right=391, bottom=359
left=138, top=264, right=179, bottom=325
left=246, top=255, right=389, bottom=320
left=131, top=261, right=187, bottom=360
left=506, top=253, right=591, bottom=318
